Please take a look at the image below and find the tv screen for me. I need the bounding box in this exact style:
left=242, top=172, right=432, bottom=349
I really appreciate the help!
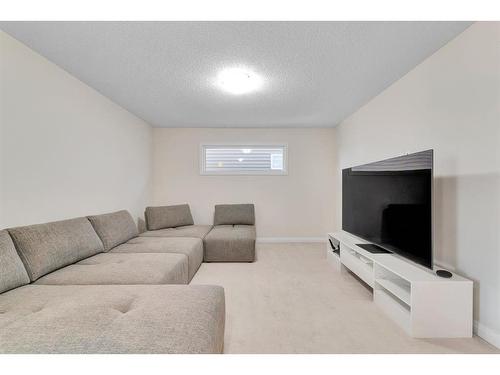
left=342, top=150, right=433, bottom=269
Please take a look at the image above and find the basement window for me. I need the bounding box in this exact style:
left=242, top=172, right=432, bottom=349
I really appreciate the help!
left=200, top=144, right=288, bottom=175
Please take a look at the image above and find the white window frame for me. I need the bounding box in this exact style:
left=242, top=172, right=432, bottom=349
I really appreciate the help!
left=200, top=143, right=288, bottom=176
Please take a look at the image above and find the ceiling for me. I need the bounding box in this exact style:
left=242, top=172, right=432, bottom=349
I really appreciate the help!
left=0, top=21, right=471, bottom=128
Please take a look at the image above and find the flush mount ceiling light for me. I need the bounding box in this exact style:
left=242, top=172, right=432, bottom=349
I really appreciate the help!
left=213, top=67, right=264, bottom=95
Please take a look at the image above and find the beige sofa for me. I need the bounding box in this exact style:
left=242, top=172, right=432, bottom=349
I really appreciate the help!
left=0, top=210, right=225, bottom=354
left=142, top=203, right=256, bottom=262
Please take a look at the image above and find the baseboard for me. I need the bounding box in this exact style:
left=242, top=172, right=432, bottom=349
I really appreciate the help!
left=257, top=237, right=326, bottom=243
left=474, top=320, right=500, bottom=349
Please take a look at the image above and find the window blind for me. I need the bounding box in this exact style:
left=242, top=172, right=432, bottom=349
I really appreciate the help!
left=201, top=145, right=287, bottom=175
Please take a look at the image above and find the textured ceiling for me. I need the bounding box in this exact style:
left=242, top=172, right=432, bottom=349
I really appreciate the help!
left=0, top=21, right=471, bottom=127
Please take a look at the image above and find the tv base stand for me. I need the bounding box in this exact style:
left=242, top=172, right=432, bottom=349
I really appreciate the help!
left=356, top=243, right=391, bottom=254
left=327, top=231, right=473, bottom=338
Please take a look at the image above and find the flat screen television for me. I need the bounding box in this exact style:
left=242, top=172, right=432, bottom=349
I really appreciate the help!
left=342, top=150, right=433, bottom=269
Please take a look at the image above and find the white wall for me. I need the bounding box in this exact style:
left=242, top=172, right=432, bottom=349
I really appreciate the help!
left=0, top=31, right=153, bottom=228
left=152, top=128, right=337, bottom=239
left=334, top=22, right=500, bottom=346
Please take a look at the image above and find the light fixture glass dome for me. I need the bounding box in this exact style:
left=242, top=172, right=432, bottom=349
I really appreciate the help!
left=213, top=66, right=264, bottom=95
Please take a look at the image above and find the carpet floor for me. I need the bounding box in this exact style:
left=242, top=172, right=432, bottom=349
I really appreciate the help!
left=191, top=242, right=498, bottom=354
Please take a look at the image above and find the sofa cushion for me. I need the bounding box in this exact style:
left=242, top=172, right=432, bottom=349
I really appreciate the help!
left=140, top=225, right=212, bottom=240
left=145, top=204, right=194, bottom=230
left=113, top=237, right=203, bottom=282
left=0, top=284, right=225, bottom=353
left=214, top=204, right=255, bottom=225
left=35, top=252, right=188, bottom=285
left=87, top=210, right=138, bottom=251
left=204, top=225, right=256, bottom=262
left=8, top=218, right=104, bottom=281
left=0, top=230, right=30, bottom=294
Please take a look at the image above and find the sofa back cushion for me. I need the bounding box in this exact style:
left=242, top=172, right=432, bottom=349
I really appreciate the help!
left=214, top=204, right=255, bottom=226
left=0, top=230, right=30, bottom=293
left=87, top=210, right=139, bottom=251
left=8, top=218, right=104, bottom=281
left=145, top=204, right=194, bottom=230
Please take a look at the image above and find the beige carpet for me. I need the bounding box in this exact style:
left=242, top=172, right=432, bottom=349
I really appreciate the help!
left=192, top=242, right=498, bottom=354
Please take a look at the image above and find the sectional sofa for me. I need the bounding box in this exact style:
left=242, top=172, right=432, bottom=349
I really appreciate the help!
left=0, top=204, right=255, bottom=354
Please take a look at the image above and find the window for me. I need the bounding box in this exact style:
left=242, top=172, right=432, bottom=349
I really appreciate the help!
left=200, top=144, right=288, bottom=175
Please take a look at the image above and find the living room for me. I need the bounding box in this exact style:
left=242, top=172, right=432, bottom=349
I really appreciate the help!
left=1, top=1, right=499, bottom=374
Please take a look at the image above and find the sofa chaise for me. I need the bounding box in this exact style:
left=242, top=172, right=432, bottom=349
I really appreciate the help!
left=204, top=204, right=256, bottom=262
left=0, top=283, right=224, bottom=354
left=0, top=210, right=225, bottom=354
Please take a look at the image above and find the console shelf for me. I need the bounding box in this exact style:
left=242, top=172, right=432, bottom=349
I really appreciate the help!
left=327, top=231, right=473, bottom=338
left=375, top=277, right=411, bottom=306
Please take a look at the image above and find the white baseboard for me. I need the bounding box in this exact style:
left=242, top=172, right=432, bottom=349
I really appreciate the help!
left=257, top=237, right=326, bottom=243
left=474, top=320, right=500, bottom=349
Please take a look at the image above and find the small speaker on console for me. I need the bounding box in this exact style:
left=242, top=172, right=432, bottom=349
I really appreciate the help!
left=436, top=269, right=453, bottom=278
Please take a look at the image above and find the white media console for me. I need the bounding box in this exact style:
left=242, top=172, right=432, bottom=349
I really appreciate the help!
left=327, top=231, right=473, bottom=338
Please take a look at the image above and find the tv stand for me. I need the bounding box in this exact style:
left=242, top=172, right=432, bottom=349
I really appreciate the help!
left=356, top=243, right=391, bottom=254
left=327, top=231, right=473, bottom=338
